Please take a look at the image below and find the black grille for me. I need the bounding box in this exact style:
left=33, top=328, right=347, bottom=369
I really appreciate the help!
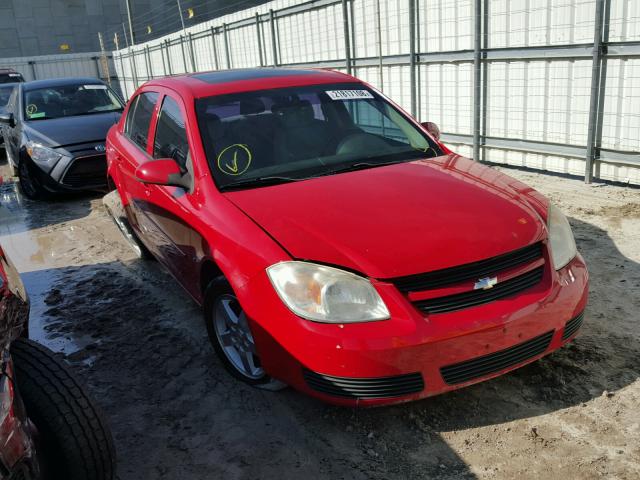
left=440, top=330, right=554, bottom=385
left=390, top=242, right=543, bottom=293
left=414, top=266, right=544, bottom=314
left=62, top=155, right=107, bottom=188
left=562, top=311, right=585, bottom=341
left=303, top=369, right=424, bottom=399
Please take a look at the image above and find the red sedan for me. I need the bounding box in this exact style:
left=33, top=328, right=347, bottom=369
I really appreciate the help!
left=106, top=68, right=588, bottom=406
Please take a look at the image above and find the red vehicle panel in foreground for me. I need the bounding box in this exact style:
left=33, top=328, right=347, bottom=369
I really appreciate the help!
left=106, top=68, right=588, bottom=406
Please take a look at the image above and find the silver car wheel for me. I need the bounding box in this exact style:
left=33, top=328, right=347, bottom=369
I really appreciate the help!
left=213, top=294, right=264, bottom=380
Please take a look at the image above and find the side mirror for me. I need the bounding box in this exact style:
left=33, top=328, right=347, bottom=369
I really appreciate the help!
left=135, top=159, right=191, bottom=189
left=0, top=112, right=14, bottom=128
left=421, top=121, right=441, bottom=141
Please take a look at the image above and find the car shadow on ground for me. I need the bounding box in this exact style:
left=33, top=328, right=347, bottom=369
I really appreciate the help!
left=12, top=212, right=640, bottom=479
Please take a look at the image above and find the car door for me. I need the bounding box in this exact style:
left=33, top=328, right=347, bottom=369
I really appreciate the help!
left=113, top=90, right=161, bottom=250
left=141, top=91, right=205, bottom=296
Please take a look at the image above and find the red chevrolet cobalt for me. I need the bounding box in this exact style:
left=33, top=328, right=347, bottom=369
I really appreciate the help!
left=106, top=68, right=588, bottom=406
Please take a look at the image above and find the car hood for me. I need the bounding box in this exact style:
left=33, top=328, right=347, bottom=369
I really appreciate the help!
left=23, top=111, right=121, bottom=148
left=224, top=155, right=547, bottom=279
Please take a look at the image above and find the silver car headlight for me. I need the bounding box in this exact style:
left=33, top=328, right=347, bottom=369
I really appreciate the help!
left=547, top=204, right=577, bottom=270
left=267, top=261, right=390, bottom=323
left=26, top=141, right=62, bottom=172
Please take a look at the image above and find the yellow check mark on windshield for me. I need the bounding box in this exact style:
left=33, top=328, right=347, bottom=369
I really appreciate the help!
left=225, top=151, right=239, bottom=173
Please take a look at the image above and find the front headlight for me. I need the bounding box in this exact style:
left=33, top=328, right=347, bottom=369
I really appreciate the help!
left=267, top=261, right=390, bottom=323
left=25, top=141, right=62, bottom=172
left=547, top=204, right=577, bottom=270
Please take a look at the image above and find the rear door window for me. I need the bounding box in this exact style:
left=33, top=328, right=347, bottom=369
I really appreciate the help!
left=125, top=92, right=158, bottom=150
left=153, top=96, right=190, bottom=170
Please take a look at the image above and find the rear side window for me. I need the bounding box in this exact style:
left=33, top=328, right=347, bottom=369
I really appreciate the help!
left=125, top=92, right=158, bottom=150
left=153, top=96, right=190, bottom=170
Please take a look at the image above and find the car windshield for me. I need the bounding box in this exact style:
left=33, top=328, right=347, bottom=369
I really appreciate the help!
left=0, top=85, right=14, bottom=107
left=23, top=83, right=124, bottom=121
left=195, top=83, right=441, bottom=190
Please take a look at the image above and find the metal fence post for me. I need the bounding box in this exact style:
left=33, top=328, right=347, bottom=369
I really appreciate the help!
left=210, top=27, right=220, bottom=70
left=593, top=0, right=612, bottom=181
left=188, top=32, right=197, bottom=72
left=269, top=10, right=278, bottom=66
left=160, top=42, right=167, bottom=76
left=342, top=0, right=352, bottom=74
left=350, top=0, right=357, bottom=63
left=585, top=0, right=607, bottom=183
left=129, top=50, right=138, bottom=89
left=144, top=45, right=152, bottom=79
left=481, top=0, right=490, bottom=161
left=473, top=0, right=482, bottom=162
left=28, top=61, right=37, bottom=80
left=166, top=40, right=173, bottom=75
left=256, top=12, right=264, bottom=67
left=408, top=0, right=417, bottom=117
left=375, top=0, right=383, bottom=89
left=180, top=35, right=188, bottom=73
left=118, top=53, right=128, bottom=98
left=223, top=23, right=232, bottom=69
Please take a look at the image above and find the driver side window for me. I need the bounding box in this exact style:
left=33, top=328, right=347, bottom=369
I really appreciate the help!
left=153, top=96, right=190, bottom=171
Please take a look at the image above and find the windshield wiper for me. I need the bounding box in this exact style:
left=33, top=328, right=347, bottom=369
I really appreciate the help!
left=316, top=158, right=410, bottom=177
left=66, top=109, right=123, bottom=117
left=220, top=176, right=300, bottom=191
left=315, top=151, right=428, bottom=178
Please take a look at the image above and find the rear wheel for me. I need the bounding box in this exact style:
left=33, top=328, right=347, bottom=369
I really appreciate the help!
left=18, top=159, right=47, bottom=200
left=204, top=278, right=286, bottom=390
left=10, top=339, right=116, bottom=480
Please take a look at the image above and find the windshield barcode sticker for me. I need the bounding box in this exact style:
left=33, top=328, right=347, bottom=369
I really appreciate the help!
left=326, top=90, right=374, bottom=100
left=82, top=84, right=107, bottom=90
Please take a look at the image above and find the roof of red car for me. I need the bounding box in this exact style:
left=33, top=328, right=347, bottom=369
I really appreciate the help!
left=143, top=68, right=361, bottom=98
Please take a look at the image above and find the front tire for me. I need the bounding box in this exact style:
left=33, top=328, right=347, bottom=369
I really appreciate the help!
left=204, top=278, right=285, bottom=390
left=18, top=159, right=47, bottom=200
left=10, top=339, right=116, bottom=480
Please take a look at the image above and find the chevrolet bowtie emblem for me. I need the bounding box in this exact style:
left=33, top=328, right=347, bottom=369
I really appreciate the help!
left=474, top=276, right=498, bottom=290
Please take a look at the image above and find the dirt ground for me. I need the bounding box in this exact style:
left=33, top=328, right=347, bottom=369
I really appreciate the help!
left=0, top=154, right=638, bottom=480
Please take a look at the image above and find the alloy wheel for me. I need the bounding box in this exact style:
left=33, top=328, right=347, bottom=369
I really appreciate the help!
left=213, top=294, right=264, bottom=380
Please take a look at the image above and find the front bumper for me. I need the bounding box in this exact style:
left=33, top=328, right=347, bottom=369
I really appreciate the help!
left=243, top=252, right=589, bottom=407
left=24, top=148, right=108, bottom=193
